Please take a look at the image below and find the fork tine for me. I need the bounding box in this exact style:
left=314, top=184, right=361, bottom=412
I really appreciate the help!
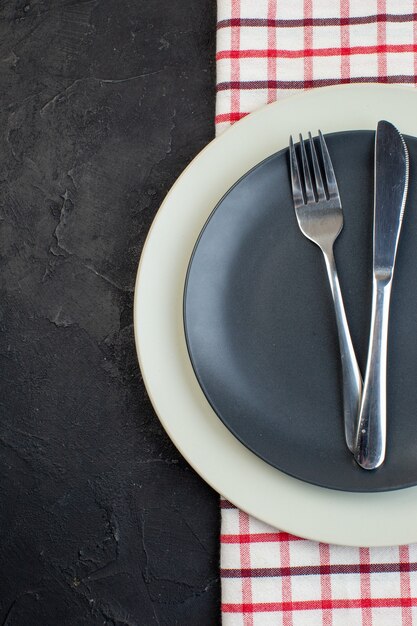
left=289, top=135, right=305, bottom=208
left=308, top=132, right=326, bottom=201
left=318, top=130, right=339, bottom=199
left=299, top=133, right=315, bottom=203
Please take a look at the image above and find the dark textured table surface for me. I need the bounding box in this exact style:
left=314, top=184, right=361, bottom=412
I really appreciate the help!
left=1, top=1, right=219, bottom=624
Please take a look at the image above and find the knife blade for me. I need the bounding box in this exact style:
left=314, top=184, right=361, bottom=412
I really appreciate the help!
left=354, top=120, right=409, bottom=470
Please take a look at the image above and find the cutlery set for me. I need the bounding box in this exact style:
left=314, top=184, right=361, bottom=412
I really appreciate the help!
left=289, top=121, right=409, bottom=471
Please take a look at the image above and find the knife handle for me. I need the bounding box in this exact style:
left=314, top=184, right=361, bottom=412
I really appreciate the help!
left=355, top=277, right=392, bottom=470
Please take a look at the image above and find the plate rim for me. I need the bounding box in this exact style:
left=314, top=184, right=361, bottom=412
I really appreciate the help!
left=134, top=84, right=417, bottom=546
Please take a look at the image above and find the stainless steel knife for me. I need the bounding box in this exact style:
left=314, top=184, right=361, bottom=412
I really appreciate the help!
left=354, top=120, right=409, bottom=470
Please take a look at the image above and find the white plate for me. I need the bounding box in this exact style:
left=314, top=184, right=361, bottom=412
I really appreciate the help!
left=134, top=84, right=417, bottom=546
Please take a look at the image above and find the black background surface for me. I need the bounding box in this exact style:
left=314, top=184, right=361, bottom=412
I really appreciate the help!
left=0, top=1, right=219, bottom=624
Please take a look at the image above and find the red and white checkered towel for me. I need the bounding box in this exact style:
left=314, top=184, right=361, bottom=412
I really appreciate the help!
left=217, top=1, right=417, bottom=624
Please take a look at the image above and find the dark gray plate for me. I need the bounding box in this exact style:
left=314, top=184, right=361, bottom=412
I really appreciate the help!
left=184, top=130, right=417, bottom=492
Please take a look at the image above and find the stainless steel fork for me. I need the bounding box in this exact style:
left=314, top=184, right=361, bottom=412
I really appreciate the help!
left=289, top=131, right=362, bottom=452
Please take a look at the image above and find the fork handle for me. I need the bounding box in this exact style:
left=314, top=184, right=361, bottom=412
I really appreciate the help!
left=322, top=247, right=362, bottom=453
left=354, top=277, right=391, bottom=470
